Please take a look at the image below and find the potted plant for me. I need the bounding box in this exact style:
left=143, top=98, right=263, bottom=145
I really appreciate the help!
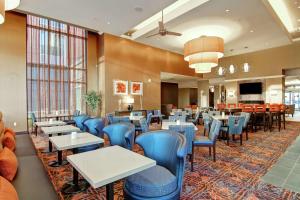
left=83, top=91, right=102, bottom=117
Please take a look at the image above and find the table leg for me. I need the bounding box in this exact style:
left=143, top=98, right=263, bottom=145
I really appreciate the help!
left=41, top=134, right=57, bottom=153
left=35, top=125, right=38, bottom=136
left=61, top=167, right=89, bottom=194
left=49, top=150, right=68, bottom=167
left=106, top=182, right=114, bottom=200
left=56, top=116, right=59, bottom=121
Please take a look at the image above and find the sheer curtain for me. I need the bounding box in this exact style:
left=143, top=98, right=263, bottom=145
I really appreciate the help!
left=27, top=15, right=87, bottom=121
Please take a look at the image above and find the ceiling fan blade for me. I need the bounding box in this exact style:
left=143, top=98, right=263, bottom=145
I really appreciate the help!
left=146, top=32, right=161, bottom=38
left=166, top=31, right=182, bottom=36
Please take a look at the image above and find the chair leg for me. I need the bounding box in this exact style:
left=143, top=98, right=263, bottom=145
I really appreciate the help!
left=213, top=145, right=216, bottom=162
left=203, top=128, right=206, bottom=136
left=240, top=133, right=243, bottom=145
left=227, top=132, right=230, bottom=146
left=232, top=134, right=235, bottom=141
left=246, top=128, right=248, bottom=140
left=191, top=143, right=194, bottom=172
left=209, top=147, right=211, bottom=156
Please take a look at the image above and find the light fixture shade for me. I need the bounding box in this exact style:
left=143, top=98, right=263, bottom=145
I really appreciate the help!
left=229, top=64, right=235, bottom=74
left=243, top=62, right=250, bottom=72
left=5, top=0, right=20, bottom=10
left=218, top=66, right=225, bottom=76
left=189, top=56, right=218, bottom=69
left=184, top=36, right=224, bottom=61
left=194, top=65, right=211, bottom=73
left=0, top=0, right=4, bottom=24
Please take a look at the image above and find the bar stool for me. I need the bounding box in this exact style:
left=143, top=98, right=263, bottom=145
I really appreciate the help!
left=242, top=105, right=254, bottom=132
left=254, top=104, right=268, bottom=132
left=279, top=104, right=286, bottom=130
left=228, top=103, right=237, bottom=109
left=217, top=103, right=226, bottom=111
left=269, top=104, right=281, bottom=132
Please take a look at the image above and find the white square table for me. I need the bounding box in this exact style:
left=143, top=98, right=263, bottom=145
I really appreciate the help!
left=48, top=132, right=104, bottom=167
left=128, top=115, right=144, bottom=121
left=62, top=146, right=156, bottom=199
left=41, top=125, right=80, bottom=153
left=33, top=120, right=66, bottom=136
left=162, top=121, right=198, bottom=131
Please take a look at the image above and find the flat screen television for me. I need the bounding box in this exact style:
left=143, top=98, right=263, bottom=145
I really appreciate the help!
left=239, top=82, right=262, bottom=95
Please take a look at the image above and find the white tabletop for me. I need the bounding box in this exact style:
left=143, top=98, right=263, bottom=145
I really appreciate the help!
left=49, top=132, right=104, bottom=151
left=45, top=114, right=70, bottom=118
left=41, top=125, right=80, bottom=135
left=161, top=121, right=198, bottom=131
left=34, top=121, right=66, bottom=127
left=67, top=146, right=156, bottom=188
left=212, top=115, right=229, bottom=121
left=129, top=116, right=144, bottom=121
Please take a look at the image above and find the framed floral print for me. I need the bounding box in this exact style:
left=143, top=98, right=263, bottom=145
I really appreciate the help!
left=113, top=80, right=128, bottom=95
left=130, top=81, right=143, bottom=95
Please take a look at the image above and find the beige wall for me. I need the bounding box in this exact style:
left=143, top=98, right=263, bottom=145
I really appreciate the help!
left=100, top=33, right=200, bottom=114
left=0, top=12, right=27, bottom=132
left=224, top=82, right=238, bottom=104
left=198, top=80, right=209, bottom=107
left=178, top=88, right=190, bottom=108
left=265, top=78, right=284, bottom=104
left=204, top=43, right=300, bottom=80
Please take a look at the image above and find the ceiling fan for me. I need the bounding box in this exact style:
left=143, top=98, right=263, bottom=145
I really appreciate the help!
left=146, top=10, right=182, bottom=38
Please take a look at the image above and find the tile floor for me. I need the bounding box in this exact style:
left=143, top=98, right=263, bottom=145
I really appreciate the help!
left=262, top=136, right=300, bottom=193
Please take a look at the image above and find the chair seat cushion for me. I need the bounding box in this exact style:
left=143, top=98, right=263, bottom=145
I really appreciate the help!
left=193, top=136, right=213, bottom=145
left=125, top=165, right=177, bottom=198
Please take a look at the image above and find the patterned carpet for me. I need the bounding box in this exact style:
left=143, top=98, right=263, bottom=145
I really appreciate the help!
left=30, top=122, right=300, bottom=200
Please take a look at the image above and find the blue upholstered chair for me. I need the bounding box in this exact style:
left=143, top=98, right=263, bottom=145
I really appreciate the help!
left=202, top=113, right=211, bottom=136
left=169, top=125, right=195, bottom=171
left=168, top=116, right=177, bottom=122
left=30, top=113, right=38, bottom=136
left=190, top=111, right=200, bottom=125
left=222, top=116, right=246, bottom=145
left=153, top=110, right=163, bottom=124
left=146, top=112, right=153, bottom=125
left=135, top=118, right=149, bottom=133
left=73, top=115, right=90, bottom=131
left=240, top=112, right=251, bottom=140
left=193, top=119, right=222, bottom=167
left=124, top=130, right=187, bottom=200
left=103, top=123, right=135, bottom=150
left=106, top=113, right=114, bottom=124
left=63, top=110, right=81, bottom=125
left=77, top=118, right=105, bottom=153
left=111, top=116, right=131, bottom=124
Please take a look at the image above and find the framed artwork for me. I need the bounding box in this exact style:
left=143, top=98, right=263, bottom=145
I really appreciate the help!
left=113, top=80, right=128, bottom=95
left=130, top=81, right=143, bottom=95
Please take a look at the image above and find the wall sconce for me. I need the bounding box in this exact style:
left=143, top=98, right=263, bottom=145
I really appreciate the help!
left=229, top=64, right=235, bottom=74
left=243, top=63, right=250, bottom=72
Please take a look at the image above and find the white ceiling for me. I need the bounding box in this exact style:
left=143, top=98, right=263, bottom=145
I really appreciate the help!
left=136, top=0, right=292, bottom=56
left=17, top=0, right=176, bottom=35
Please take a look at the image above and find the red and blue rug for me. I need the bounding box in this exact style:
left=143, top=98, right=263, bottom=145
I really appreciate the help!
left=31, top=122, right=300, bottom=200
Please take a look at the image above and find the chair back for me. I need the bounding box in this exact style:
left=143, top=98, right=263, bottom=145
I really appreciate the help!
left=228, top=116, right=245, bottom=135
left=169, top=125, right=195, bottom=154
left=131, top=111, right=143, bottom=116
left=111, top=116, right=131, bottom=124
left=240, top=112, right=250, bottom=128
left=146, top=112, right=153, bottom=125
left=227, top=103, right=236, bottom=109
left=269, top=104, right=280, bottom=112
left=136, top=131, right=187, bottom=189
left=217, top=103, right=226, bottom=110
left=254, top=104, right=266, bottom=112
left=279, top=104, right=286, bottom=112
left=168, top=116, right=177, bottom=122
left=83, top=118, right=105, bottom=138
left=30, top=113, right=37, bottom=123
left=153, top=110, right=161, bottom=115
left=139, top=118, right=149, bottom=133
left=179, top=115, right=186, bottom=122
left=74, top=115, right=90, bottom=131
left=242, top=105, right=254, bottom=112
left=103, top=123, right=135, bottom=150
left=208, top=119, right=222, bottom=143
left=73, top=110, right=80, bottom=116
left=238, top=103, right=244, bottom=108
left=106, top=113, right=114, bottom=124
left=202, top=113, right=211, bottom=129
left=208, top=111, right=220, bottom=116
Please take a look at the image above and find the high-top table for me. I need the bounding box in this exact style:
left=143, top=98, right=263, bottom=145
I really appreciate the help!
left=49, top=132, right=104, bottom=167
left=162, top=121, right=198, bottom=131
left=33, top=120, right=66, bottom=136
left=62, top=146, right=156, bottom=199
left=41, top=125, right=80, bottom=153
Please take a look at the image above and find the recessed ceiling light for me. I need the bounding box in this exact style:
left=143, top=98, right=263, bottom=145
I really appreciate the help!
left=225, top=9, right=230, bottom=12
left=250, top=30, right=254, bottom=33
left=134, top=7, right=143, bottom=12
left=298, top=19, right=300, bottom=22
left=107, top=22, right=111, bottom=25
